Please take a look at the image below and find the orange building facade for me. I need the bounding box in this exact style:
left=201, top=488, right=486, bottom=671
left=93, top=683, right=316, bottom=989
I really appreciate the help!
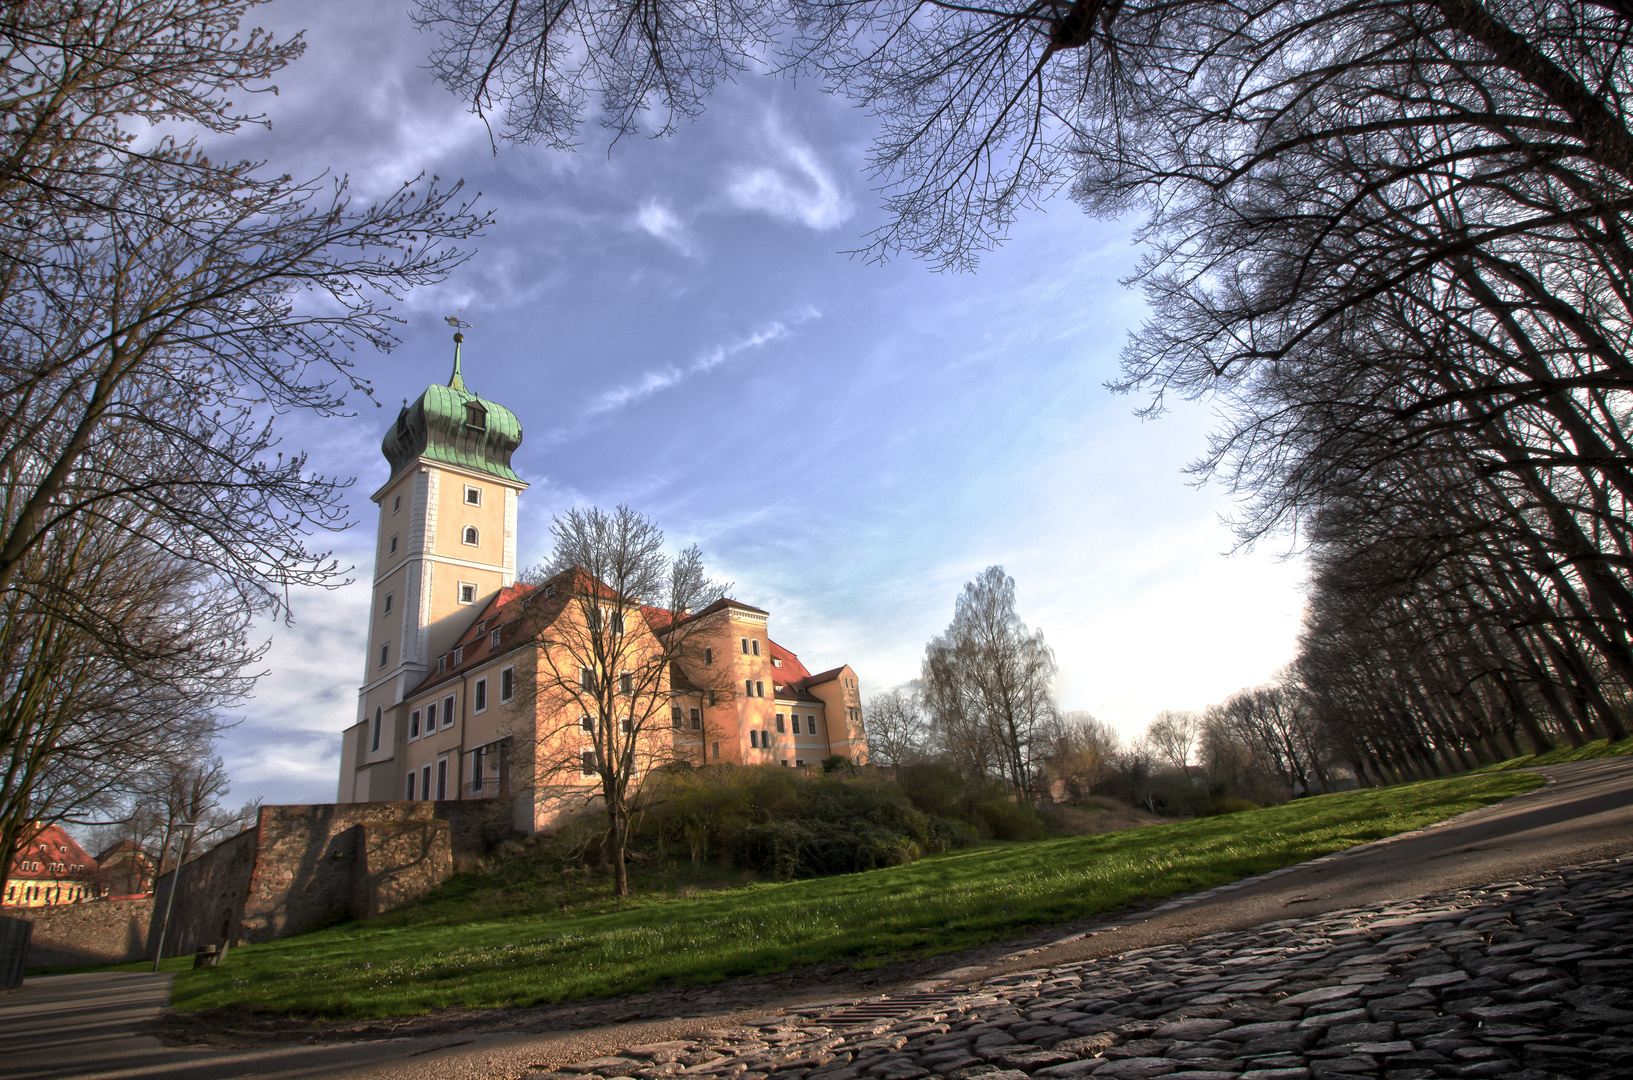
left=3, top=824, right=101, bottom=908
left=337, top=345, right=867, bottom=831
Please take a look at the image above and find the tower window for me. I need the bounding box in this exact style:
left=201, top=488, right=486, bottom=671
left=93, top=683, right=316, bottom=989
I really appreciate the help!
left=383, top=592, right=393, bottom=614
left=465, top=403, right=487, bottom=430
left=458, top=582, right=477, bottom=604
left=464, top=485, right=482, bottom=506
left=463, top=526, right=479, bottom=546
left=741, top=638, right=748, bottom=654
left=379, top=642, right=389, bottom=668
left=756, top=680, right=764, bottom=697
left=752, top=639, right=760, bottom=656
left=371, top=706, right=382, bottom=752
left=745, top=679, right=753, bottom=697
left=392, top=494, right=401, bottom=514
left=704, top=647, right=713, bottom=665
left=750, top=730, right=759, bottom=748
left=389, top=535, right=398, bottom=555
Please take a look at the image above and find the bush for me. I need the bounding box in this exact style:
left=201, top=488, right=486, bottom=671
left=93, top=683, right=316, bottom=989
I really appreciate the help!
left=1204, top=796, right=1261, bottom=816
left=635, top=766, right=976, bottom=881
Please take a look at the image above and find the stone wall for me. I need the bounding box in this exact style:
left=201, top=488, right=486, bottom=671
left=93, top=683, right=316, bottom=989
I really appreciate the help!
left=150, top=801, right=461, bottom=958
left=5, top=896, right=154, bottom=966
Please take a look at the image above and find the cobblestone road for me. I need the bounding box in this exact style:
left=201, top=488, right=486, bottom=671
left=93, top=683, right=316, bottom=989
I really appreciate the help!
left=532, top=856, right=1633, bottom=1080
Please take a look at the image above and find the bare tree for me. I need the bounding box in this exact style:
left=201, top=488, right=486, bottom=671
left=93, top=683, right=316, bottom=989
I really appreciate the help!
left=511, top=505, right=728, bottom=896
left=921, top=566, right=1057, bottom=800
left=0, top=0, right=485, bottom=892
left=1146, top=710, right=1200, bottom=774
left=1041, top=710, right=1116, bottom=801
left=862, top=684, right=929, bottom=768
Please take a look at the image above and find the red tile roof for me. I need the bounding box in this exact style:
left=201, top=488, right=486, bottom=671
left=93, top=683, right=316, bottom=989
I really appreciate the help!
left=8, top=824, right=99, bottom=883
left=802, top=665, right=846, bottom=687
left=768, top=639, right=810, bottom=681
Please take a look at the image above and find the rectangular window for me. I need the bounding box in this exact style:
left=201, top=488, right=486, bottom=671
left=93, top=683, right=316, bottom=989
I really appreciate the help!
left=392, top=493, right=401, bottom=514
left=671, top=705, right=683, bottom=729
left=745, top=679, right=753, bottom=697
left=750, top=730, right=759, bottom=748
left=406, top=772, right=416, bottom=800
left=619, top=672, right=633, bottom=695
left=383, top=592, right=393, bottom=614
left=756, top=680, right=764, bottom=698
left=796, top=758, right=805, bottom=767
left=426, top=701, right=438, bottom=729
left=458, top=582, right=476, bottom=604
left=436, top=758, right=448, bottom=801
left=465, top=485, right=482, bottom=506
left=580, top=714, right=593, bottom=733
left=712, top=741, right=720, bottom=760
left=421, top=765, right=432, bottom=801
left=781, top=759, right=790, bottom=767
left=453, top=645, right=464, bottom=665
left=741, top=638, right=749, bottom=654
left=752, top=639, right=760, bottom=656
left=490, top=628, right=501, bottom=649
left=611, top=611, right=625, bottom=636
left=772, top=657, right=782, bottom=668
left=410, top=708, right=421, bottom=739
left=704, top=647, right=713, bottom=665
left=708, top=690, right=717, bottom=706
left=474, top=677, right=487, bottom=712
left=472, top=747, right=485, bottom=793
left=790, top=715, right=801, bottom=734
left=580, top=666, right=594, bottom=690
left=438, top=656, right=447, bottom=673
left=776, top=714, right=786, bottom=733
left=379, top=642, right=389, bottom=668
left=621, top=714, right=632, bottom=733
left=442, top=695, right=455, bottom=728
left=689, top=708, right=701, bottom=730
left=580, top=749, right=597, bottom=777
left=808, top=715, right=818, bottom=734
left=389, top=535, right=398, bottom=555
left=500, top=666, right=514, bottom=702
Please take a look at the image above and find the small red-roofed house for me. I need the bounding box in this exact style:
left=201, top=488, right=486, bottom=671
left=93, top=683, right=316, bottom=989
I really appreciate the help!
left=3, top=824, right=101, bottom=907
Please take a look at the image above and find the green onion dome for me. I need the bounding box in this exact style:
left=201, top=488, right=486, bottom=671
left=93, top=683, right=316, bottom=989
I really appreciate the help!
left=381, top=342, right=523, bottom=483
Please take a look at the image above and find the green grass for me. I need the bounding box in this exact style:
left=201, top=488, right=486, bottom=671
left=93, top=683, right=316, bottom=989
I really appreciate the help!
left=1482, top=736, right=1633, bottom=771
left=162, top=771, right=1541, bottom=1019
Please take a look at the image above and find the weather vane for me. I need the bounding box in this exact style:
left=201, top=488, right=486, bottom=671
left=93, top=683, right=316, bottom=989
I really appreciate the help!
left=445, top=314, right=472, bottom=342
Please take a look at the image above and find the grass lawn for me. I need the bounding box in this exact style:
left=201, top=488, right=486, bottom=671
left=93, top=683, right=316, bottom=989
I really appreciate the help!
left=164, top=770, right=1541, bottom=1019
left=1483, top=736, right=1633, bottom=771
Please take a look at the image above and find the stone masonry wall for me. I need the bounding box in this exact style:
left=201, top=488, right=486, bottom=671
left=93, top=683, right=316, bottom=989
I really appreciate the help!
left=354, top=819, right=452, bottom=918
left=6, top=895, right=154, bottom=966
left=149, top=827, right=259, bottom=959
left=145, top=800, right=497, bottom=961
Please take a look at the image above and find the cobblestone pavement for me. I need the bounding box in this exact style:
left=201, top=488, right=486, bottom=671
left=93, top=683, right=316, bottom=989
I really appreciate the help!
left=531, top=856, right=1633, bottom=1080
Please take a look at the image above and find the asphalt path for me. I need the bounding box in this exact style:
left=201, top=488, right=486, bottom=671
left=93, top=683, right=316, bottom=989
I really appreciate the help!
left=3, top=756, right=1629, bottom=1080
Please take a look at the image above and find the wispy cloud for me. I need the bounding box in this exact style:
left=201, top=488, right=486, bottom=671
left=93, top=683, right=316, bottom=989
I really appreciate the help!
left=632, top=198, right=701, bottom=258
left=578, top=311, right=818, bottom=423
left=726, top=114, right=852, bottom=231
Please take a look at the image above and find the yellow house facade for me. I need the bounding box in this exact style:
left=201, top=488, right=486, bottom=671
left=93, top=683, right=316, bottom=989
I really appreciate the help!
left=336, top=343, right=867, bottom=831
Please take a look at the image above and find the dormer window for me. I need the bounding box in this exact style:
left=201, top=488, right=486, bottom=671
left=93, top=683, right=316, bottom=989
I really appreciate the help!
left=545, top=584, right=556, bottom=598
left=453, top=646, right=464, bottom=665
left=771, top=657, right=781, bottom=667
left=465, top=402, right=487, bottom=430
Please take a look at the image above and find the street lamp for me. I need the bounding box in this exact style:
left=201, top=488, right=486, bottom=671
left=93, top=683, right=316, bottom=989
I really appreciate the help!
left=150, top=819, right=198, bottom=972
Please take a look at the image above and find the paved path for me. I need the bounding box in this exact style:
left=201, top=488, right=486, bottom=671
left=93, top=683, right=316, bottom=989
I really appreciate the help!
left=2, top=758, right=1629, bottom=1080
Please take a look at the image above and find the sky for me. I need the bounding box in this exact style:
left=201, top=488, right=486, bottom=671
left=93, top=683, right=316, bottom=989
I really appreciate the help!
left=202, top=0, right=1310, bottom=807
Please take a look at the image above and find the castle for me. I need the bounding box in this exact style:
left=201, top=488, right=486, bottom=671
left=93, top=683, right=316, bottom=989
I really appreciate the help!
left=336, top=340, right=867, bottom=830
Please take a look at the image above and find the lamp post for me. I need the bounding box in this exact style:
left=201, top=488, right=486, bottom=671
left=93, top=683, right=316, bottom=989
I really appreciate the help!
left=150, top=819, right=197, bottom=972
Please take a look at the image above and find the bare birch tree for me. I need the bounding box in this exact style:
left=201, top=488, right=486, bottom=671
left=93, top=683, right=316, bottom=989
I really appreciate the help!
left=514, top=505, right=728, bottom=896
left=921, top=566, right=1057, bottom=800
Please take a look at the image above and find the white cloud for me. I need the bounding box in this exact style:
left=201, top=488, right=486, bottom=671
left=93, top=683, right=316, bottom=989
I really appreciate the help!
left=726, top=116, right=852, bottom=230
left=576, top=311, right=817, bottom=423
left=632, top=198, right=701, bottom=258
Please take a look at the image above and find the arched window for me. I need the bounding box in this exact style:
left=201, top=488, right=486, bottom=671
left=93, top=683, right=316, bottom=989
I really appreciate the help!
left=463, top=526, right=479, bottom=545
left=371, top=706, right=382, bottom=752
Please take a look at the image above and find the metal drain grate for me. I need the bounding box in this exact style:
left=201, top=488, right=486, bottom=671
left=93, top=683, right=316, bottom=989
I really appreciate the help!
left=805, top=989, right=963, bottom=1026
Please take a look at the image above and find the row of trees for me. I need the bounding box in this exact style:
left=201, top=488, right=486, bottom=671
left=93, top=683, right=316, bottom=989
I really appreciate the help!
left=0, top=0, right=485, bottom=896
left=417, top=0, right=1633, bottom=806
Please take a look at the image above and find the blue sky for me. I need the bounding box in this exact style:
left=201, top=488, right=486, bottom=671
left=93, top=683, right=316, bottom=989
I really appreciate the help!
left=209, top=0, right=1309, bottom=806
